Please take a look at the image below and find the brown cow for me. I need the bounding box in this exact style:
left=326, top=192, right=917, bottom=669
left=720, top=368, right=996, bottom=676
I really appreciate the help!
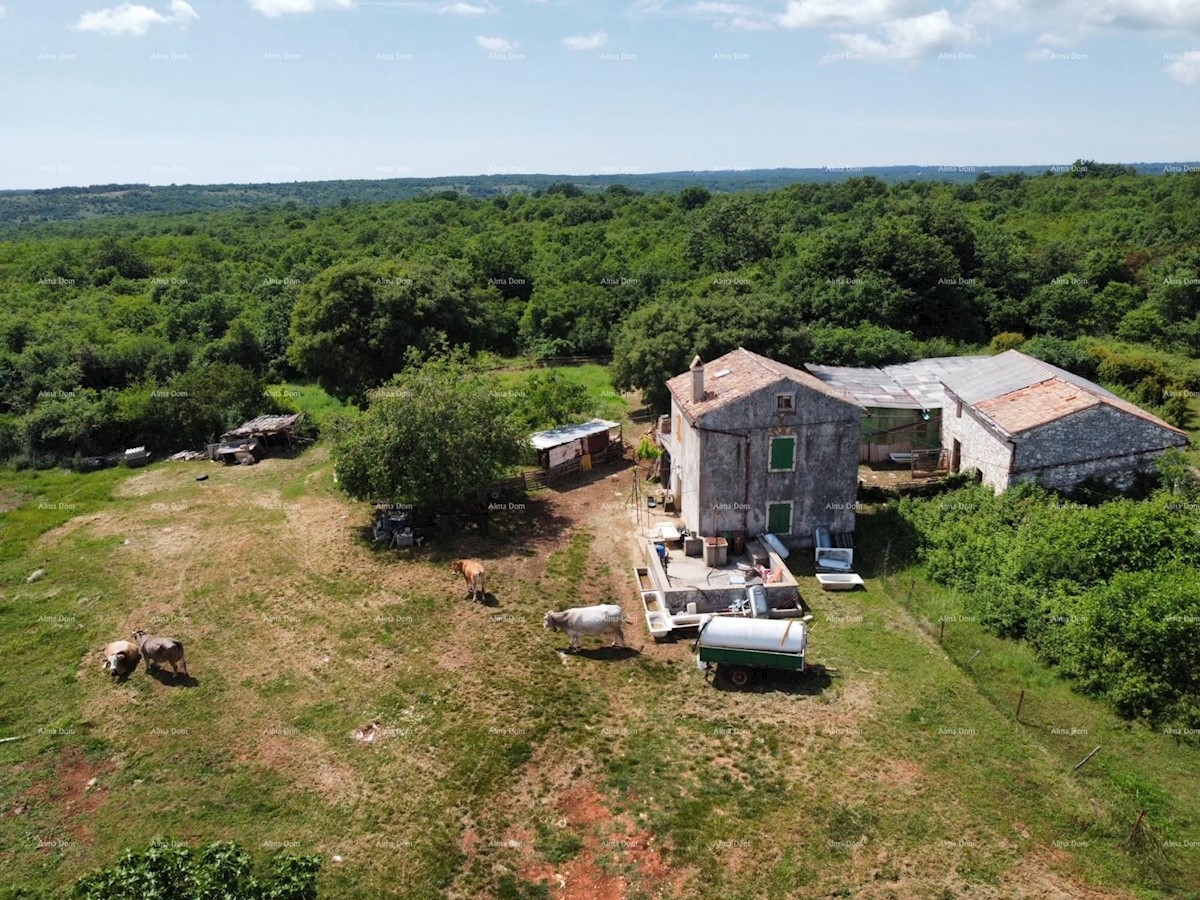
left=451, top=559, right=486, bottom=602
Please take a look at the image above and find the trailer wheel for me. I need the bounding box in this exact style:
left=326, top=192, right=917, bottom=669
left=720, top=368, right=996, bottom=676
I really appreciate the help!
left=725, top=666, right=752, bottom=688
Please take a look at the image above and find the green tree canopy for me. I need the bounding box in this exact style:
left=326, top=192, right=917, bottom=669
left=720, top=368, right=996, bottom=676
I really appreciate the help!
left=328, top=348, right=526, bottom=507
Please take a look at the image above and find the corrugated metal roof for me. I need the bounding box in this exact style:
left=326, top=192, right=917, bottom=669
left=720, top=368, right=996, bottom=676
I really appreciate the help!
left=530, top=418, right=619, bottom=450
left=667, top=348, right=861, bottom=423
left=882, top=357, right=988, bottom=409
left=940, top=350, right=1120, bottom=406
left=807, top=357, right=983, bottom=410
left=221, top=413, right=302, bottom=439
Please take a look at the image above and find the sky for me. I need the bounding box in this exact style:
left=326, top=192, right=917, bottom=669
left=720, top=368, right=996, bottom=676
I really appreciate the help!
left=1, top=0, right=1198, bottom=188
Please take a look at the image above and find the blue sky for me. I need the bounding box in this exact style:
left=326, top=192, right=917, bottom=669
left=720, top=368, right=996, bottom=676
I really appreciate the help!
left=1, top=0, right=1198, bottom=188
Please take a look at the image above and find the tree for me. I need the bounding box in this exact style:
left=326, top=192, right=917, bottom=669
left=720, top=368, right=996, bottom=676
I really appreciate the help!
left=328, top=348, right=526, bottom=507
left=678, top=186, right=711, bottom=210
left=289, top=258, right=484, bottom=404
left=514, top=370, right=589, bottom=430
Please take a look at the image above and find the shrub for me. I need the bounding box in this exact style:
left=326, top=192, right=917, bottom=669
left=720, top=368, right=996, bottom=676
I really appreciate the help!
left=989, top=332, right=1026, bottom=353
left=72, top=839, right=320, bottom=900
left=896, top=485, right=1200, bottom=729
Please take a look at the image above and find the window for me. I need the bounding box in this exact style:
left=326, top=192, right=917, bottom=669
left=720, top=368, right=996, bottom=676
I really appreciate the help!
left=956, top=400, right=963, bottom=418
left=768, top=436, right=796, bottom=472
left=775, top=393, right=794, bottom=412
left=767, top=501, right=793, bottom=535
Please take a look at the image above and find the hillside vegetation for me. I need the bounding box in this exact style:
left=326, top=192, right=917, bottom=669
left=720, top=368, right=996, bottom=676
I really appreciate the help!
left=3, top=166, right=1200, bottom=463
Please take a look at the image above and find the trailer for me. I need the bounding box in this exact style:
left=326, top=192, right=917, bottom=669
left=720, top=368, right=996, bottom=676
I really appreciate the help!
left=695, top=615, right=809, bottom=688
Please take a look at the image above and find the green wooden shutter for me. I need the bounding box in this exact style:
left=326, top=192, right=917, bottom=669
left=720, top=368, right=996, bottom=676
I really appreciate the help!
left=769, top=436, right=795, bottom=471
left=767, top=502, right=792, bottom=534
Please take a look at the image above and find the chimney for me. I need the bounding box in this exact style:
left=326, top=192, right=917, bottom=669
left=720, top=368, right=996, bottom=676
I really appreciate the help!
left=690, top=355, right=704, bottom=402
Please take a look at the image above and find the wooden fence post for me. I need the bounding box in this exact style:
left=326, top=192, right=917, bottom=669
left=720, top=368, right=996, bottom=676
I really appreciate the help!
left=1073, top=746, right=1101, bottom=771
left=1124, top=809, right=1146, bottom=845
left=1016, top=690, right=1025, bottom=721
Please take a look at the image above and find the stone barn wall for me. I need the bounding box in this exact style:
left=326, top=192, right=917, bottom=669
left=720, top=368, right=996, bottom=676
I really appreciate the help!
left=1013, top=404, right=1188, bottom=491
left=940, top=389, right=1015, bottom=493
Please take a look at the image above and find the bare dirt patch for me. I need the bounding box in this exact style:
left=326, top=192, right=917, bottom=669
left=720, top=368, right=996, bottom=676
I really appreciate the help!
left=0, top=487, right=29, bottom=514
left=514, top=782, right=690, bottom=900
left=12, top=749, right=119, bottom=846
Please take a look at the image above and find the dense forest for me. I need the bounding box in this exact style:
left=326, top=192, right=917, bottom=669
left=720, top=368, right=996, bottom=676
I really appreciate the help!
left=6, top=162, right=1192, bottom=227
left=2, top=163, right=1200, bottom=465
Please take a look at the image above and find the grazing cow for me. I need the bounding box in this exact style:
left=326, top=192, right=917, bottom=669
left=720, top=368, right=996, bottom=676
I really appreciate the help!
left=451, top=559, right=487, bottom=602
left=101, top=640, right=140, bottom=679
left=131, top=630, right=188, bottom=677
left=543, top=604, right=629, bottom=651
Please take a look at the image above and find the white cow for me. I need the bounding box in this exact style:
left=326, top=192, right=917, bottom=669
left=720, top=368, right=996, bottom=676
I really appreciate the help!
left=102, top=640, right=140, bottom=679
left=543, top=604, right=629, bottom=651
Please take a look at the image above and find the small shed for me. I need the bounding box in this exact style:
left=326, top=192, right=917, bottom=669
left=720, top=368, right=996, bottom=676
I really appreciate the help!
left=530, top=419, right=620, bottom=471
left=214, top=413, right=302, bottom=465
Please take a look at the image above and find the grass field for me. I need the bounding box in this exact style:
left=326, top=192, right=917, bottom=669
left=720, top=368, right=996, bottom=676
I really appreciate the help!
left=2, top=444, right=1199, bottom=899
left=491, top=363, right=631, bottom=424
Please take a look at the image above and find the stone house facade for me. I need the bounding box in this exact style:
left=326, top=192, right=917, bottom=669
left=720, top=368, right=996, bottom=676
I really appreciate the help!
left=657, top=348, right=863, bottom=544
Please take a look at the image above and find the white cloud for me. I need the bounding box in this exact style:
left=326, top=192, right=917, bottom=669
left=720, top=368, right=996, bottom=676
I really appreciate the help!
left=75, top=0, right=197, bottom=36
left=476, top=34, right=515, bottom=51
left=689, top=2, right=774, bottom=30
left=779, top=0, right=914, bottom=29
left=1094, top=0, right=1200, bottom=31
left=439, top=1, right=493, bottom=13
left=1166, top=49, right=1200, bottom=81
left=831, top=9, right=971, bottom=60
left=250, top=0, right=355, bottom=16
left=562, top=30, right=608, bottom=50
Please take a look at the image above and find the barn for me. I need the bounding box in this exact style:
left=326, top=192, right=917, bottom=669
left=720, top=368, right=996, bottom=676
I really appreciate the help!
left=656, top=348, right=863, bottom=547
left=940, top=350, right=1189, bottom=493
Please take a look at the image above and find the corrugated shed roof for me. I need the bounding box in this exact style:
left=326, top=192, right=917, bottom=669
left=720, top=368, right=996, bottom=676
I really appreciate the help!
left=805, top=365, right=915, bottom=409
left=940, top=350, right=1118, bottom=405
left=882, top=357, right=988, bottom=409
left=530, top=418, right=619, bottom=450
left=666, top=348, right=861, bottom=422
left=221, top=413, right=302, bottom=439
left=945, top=351, right=1186, bottom=437
left=808, top=356, right=985, bottom=410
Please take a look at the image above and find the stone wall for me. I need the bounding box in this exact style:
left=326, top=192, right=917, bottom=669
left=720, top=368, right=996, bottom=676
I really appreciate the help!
left=1013, top=403, right=1187, bottom=491
left=940, top=390, right=1014, bottom=493
left=698, top=381, right=861, bottom=538
left=940, top=387, right=1190, bottom=495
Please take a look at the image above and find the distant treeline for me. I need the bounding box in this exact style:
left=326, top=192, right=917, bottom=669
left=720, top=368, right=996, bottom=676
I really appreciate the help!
left=2, top=160, right=1196, bottom=226
left=1, top=162, right=1199, bottom=465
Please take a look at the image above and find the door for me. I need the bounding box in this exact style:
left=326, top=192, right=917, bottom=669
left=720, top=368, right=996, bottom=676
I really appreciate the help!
left=767, top=501, right=792, bottom=535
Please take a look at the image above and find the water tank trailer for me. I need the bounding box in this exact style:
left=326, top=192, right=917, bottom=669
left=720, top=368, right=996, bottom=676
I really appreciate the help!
left=695, top=614, right=808, bottom=688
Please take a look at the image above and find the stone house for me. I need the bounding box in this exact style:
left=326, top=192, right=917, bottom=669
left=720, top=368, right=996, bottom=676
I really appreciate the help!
left=656, top=348, right=863, bottom=544
left=940, top=350, right=1189, bottom=494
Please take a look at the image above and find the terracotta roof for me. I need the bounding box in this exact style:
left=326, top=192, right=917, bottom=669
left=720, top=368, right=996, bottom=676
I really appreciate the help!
left=949, top=351, right=1187, bottom=438
left=975, top=378, right=1100, bottom=434
left=666, top=347, right=861, bottom=423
